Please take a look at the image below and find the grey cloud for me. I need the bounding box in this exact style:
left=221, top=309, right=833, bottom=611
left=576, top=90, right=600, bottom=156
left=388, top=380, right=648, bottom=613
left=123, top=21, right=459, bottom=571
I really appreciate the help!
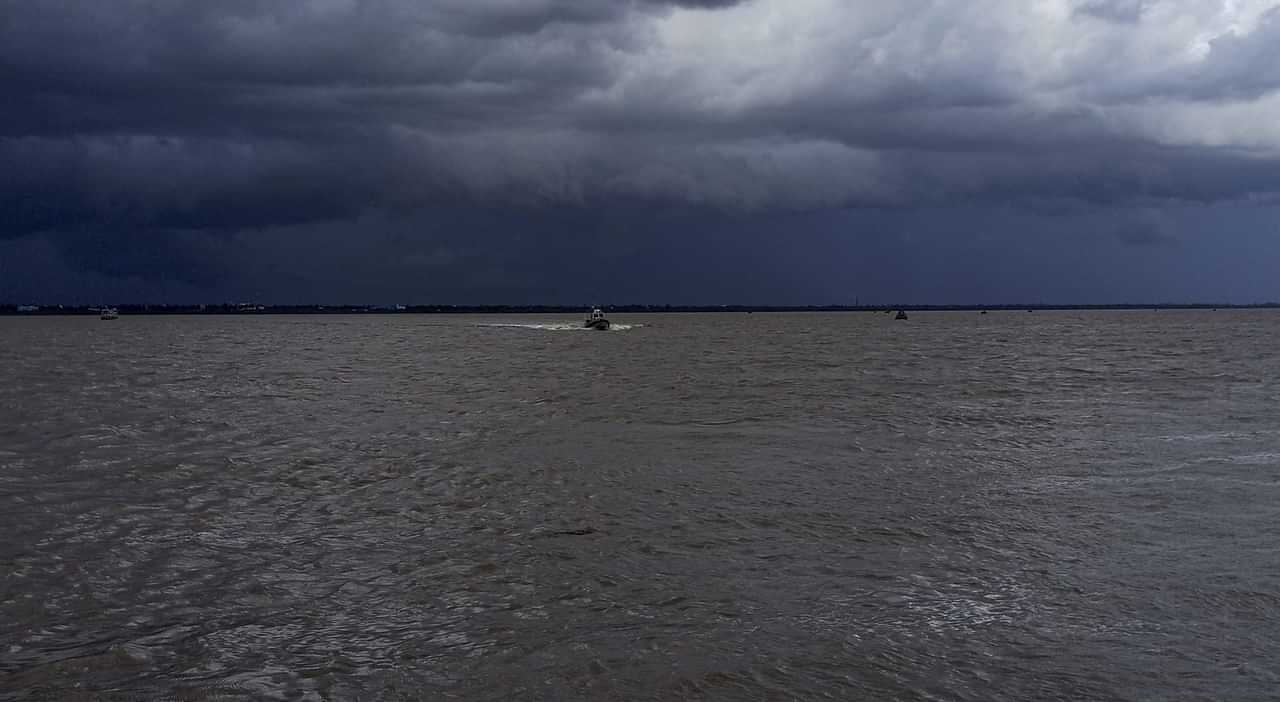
left=1075, top=0, right=1148, bottom=23
left=1190, top=7, right=1280, bottom=100
left=1075, top=7, right=1280, bottom=104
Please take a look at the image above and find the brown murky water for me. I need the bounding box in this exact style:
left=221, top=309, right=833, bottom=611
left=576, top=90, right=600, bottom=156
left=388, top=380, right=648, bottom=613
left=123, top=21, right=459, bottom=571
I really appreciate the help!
left=3, top=311, right=1279, bottom=700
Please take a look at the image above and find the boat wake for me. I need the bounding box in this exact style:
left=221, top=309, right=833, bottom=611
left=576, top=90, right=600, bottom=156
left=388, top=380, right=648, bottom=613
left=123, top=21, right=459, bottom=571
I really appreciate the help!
left=478, top=322, right=641, bottom=332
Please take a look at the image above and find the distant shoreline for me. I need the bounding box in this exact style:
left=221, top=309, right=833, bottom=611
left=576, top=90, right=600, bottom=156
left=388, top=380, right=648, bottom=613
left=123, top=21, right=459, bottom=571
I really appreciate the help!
left=3, top=303, right=1278, bottom=316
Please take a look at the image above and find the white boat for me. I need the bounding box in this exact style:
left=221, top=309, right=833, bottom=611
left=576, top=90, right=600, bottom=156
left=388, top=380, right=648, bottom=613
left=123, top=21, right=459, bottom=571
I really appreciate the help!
left=99, top=307, right=119, bottom=320
left=583, top=307, right=610, bottom=330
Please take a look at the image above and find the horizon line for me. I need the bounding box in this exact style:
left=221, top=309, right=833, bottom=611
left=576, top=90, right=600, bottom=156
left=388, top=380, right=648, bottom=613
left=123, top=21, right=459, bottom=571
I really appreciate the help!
left=4, top=302, right=1279, bottom=315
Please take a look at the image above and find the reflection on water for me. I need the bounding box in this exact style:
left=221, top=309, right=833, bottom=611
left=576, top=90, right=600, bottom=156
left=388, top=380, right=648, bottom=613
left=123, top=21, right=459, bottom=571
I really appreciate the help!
left=2, top=311, right=1280, bottom=700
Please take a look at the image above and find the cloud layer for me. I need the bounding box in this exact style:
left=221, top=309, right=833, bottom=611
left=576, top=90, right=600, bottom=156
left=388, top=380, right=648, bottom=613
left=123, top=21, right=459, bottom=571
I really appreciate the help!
left=3, top=0, right=1280, bottom=301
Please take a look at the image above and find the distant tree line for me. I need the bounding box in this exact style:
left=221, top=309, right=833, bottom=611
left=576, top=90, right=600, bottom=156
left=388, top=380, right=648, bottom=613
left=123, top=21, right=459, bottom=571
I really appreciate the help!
left=2, top=303, right=1278, bottom=315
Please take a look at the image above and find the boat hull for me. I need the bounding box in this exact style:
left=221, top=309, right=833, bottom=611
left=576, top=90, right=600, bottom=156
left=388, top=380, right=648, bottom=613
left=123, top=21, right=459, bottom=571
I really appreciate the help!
left=584, top=319, right=611, bottom=330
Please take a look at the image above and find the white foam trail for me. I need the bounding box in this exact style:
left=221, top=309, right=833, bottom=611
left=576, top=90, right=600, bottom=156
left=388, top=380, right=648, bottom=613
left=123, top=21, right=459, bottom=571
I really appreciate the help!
left=477, top=322, right=641, bottom=331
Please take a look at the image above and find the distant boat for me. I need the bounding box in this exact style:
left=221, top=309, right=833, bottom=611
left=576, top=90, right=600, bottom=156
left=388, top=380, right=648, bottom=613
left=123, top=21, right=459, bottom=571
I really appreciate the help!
left=894, top=310, right=908, bottom=320
left=980, top=310, right=988, bottom=315
left=584, top=307, right=610, bottom=330
left=99, top=307, right=119, bottom=320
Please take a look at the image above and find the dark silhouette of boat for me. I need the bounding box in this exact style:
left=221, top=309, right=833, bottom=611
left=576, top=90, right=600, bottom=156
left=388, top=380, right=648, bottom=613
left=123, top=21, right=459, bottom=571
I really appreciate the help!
left=584, top=307, right=610, bottom=330
left=895, top=310, right=908, bottom=320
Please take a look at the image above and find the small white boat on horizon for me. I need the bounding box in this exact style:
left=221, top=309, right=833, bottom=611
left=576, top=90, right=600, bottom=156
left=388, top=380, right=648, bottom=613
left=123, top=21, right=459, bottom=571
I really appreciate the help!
left=99, top=307, right=119, bottom=320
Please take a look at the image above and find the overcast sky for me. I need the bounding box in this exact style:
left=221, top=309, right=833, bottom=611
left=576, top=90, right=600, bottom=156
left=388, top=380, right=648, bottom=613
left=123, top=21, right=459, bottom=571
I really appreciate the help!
left=3, top=0, right=1279, bottom=304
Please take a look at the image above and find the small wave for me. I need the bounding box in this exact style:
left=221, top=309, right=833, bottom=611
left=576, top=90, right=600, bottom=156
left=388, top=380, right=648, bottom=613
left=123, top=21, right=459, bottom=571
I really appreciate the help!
left=1158, top=431, right=1247, bottom=443
left=1158, top=429, right=1280, bottom=443
left=1221, top=452, right=1280, bottom=466
left=477, top=323, right=641, bottom=331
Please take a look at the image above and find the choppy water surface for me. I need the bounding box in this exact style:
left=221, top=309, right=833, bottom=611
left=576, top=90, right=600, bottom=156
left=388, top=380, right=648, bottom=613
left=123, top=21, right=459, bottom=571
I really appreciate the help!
left=3, top=311, right=1279, bottom=700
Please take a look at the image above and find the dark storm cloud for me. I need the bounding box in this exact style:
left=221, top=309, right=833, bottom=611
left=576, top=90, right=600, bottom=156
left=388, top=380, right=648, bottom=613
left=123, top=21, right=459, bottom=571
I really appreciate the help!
left=1, top=1, right=745, bottom=241
left=2, top=0, right=1279, bottom=301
